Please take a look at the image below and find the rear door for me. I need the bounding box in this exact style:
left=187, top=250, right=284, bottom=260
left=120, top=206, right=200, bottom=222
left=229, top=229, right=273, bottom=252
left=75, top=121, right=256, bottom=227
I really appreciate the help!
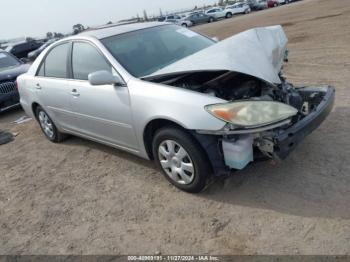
left=67, top=41, right=138, bottom=149
left=35, top=42, right=78, bottom=131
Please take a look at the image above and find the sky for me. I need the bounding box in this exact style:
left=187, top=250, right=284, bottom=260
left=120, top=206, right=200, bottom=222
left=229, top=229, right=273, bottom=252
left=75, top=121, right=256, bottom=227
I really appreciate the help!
left=0, top=0, right=217, bottom=40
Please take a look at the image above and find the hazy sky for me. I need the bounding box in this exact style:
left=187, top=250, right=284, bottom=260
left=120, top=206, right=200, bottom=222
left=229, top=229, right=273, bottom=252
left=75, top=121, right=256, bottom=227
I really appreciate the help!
left=0, top=0, right=217, bottom=39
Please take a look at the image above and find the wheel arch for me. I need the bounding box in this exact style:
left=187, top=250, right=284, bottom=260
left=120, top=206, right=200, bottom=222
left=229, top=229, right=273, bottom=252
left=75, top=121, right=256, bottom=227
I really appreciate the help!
left=143, top=118, right=187, bottom=160
left=31, top=102, right=41, bottom=120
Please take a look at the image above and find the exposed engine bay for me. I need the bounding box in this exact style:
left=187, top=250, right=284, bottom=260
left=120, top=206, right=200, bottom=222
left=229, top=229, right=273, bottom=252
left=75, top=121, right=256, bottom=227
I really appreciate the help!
left=148, top=70, right=326, bottom=126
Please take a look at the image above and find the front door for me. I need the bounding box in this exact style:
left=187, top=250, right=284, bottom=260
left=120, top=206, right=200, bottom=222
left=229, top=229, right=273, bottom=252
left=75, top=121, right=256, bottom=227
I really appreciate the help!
left=68, top=41, right=138, bottom=150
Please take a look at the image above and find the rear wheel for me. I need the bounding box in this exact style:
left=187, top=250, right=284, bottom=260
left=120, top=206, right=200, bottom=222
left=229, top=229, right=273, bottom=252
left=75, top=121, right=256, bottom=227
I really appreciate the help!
left=152, top=127, right=211, bottom=193
left=181, top=23, right=188, bottom=27
left=36, top=106, right=66, bottom=143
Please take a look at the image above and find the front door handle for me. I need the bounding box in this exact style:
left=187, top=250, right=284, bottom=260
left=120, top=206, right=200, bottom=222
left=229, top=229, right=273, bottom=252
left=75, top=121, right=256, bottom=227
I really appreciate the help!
left=35, top=83, right=41, bottom=90
left=71, top=89, right=80, bottom=97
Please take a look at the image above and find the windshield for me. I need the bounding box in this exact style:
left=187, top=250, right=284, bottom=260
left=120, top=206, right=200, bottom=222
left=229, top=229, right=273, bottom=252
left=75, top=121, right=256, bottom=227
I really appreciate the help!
left=0, top=52, right=20, bottom=69
left=101, top=25, right=215, bottom=77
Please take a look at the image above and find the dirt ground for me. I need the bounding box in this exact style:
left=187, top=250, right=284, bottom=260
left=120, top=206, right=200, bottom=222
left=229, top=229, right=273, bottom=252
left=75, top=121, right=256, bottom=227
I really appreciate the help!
left=1, top=0, right=350, bottom=255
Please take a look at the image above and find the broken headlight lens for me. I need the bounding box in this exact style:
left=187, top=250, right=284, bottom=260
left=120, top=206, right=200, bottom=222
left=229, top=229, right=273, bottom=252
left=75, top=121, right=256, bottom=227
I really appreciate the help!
left=205, top=101, right=298, bottom=128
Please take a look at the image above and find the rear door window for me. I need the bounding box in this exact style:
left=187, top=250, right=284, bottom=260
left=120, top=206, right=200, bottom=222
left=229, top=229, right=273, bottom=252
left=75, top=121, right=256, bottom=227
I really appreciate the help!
left=38, top=42, right=70, bottom=78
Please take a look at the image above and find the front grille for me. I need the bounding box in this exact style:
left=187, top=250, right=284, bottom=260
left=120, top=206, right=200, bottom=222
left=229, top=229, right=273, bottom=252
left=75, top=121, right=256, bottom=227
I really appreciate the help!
left=0, top=82, right=16, bottom=94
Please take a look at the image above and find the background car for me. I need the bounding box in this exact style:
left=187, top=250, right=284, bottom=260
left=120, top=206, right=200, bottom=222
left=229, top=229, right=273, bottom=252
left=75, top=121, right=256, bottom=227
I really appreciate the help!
left=5, top=40, right=42, bottom=59
left=186, top=13, right=215, bottom=24
left=246, top=0, right=268, bottom=10
left=225, top=3, right=251, bottom=17
left=267, top=0, right=280, bottom=7
left=27, top=39, right=58, bottom=61
left=205, top=8, right=226, bottom=19
left=159, top=15, right=193, bottom=27
left=0, top=50, right=30, bottom=112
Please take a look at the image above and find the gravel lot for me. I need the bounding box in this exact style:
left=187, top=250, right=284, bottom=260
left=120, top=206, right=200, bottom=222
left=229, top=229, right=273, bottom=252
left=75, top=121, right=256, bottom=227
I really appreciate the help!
left=1, top=0, right=350, bottom=255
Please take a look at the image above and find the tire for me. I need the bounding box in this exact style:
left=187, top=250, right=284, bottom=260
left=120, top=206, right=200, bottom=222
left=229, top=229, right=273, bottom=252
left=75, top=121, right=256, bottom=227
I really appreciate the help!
left=209, top=17, right=214, bottom=23
left=152, top=127, right=211, bottom=193
left=35, top=106, right=66, bottom=143
left=181, top=23, right=188, bottom=27
left=226, top=12, right=232, bottom=18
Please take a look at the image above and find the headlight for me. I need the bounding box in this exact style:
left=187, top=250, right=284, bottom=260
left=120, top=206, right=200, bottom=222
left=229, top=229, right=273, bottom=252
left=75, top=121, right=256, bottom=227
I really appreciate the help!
left=205, top=101, right=298, bottom=128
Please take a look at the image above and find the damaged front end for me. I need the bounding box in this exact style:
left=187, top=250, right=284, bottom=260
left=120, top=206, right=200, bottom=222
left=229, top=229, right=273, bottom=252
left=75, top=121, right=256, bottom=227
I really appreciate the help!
left=146, top=69, right=335, bottom=174
left=196, top=84, right=335, bottom=173
left=144, top=25, right=335, bottom=174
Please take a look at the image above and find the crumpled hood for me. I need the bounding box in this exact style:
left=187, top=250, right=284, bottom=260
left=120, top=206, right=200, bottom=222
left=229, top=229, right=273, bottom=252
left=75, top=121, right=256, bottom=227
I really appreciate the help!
left=149, top=25, right=288, bottom=85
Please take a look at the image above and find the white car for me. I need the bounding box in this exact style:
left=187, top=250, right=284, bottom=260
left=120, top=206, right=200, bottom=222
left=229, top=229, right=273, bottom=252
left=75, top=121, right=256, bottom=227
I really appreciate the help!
left=205, top=8, right=227, bottom=19
left=162, top=15, right=193, bottom=27
left=225, top=3, right=251, bottom=17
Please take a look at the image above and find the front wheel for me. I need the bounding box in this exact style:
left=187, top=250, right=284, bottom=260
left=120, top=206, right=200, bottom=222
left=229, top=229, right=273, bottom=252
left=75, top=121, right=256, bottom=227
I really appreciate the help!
left=226, top=12, right=232, bottom=18
left=152, top=127, right=211, bottom=193
left=181, top=23, right=188, bottom=27
left=209, top=17, right=214, bottom=23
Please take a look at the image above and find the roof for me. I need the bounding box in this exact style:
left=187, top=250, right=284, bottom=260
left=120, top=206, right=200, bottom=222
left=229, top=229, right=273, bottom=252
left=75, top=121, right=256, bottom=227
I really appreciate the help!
left=79, top=22, right=168, bottom=40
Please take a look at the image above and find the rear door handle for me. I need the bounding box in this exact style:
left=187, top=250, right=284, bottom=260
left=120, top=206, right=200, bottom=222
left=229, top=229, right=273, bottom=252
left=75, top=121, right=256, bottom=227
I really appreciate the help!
left=35, top=83, right=41, bottom=90
left=70, top=89, right=80, bottom=97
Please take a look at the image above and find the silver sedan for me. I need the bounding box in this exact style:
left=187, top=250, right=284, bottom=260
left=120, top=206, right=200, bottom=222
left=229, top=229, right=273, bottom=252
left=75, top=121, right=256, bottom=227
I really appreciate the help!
left=17, top=22, right=334, bottom=193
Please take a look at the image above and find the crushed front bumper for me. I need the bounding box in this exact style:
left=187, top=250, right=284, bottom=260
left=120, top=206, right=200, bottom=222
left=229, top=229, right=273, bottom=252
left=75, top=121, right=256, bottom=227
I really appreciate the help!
left=274, top=85, right=335, bottom=159
left=194, top=85, right=335, bottom=176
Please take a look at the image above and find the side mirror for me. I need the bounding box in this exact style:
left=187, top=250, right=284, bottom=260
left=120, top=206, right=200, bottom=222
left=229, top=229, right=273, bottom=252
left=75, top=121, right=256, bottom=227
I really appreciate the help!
left=88, top=70, right=125, bottom=86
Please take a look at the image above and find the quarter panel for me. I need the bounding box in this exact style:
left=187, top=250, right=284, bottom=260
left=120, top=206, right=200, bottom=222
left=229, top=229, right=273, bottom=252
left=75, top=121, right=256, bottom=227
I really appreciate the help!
left=17, top=74, right=37, bottom=119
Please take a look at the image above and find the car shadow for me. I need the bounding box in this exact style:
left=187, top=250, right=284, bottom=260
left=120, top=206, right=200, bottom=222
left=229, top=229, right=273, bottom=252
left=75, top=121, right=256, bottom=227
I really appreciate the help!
left=62, top=135, right=157, bottom=171
left=200, top=107, right=350, bottom=219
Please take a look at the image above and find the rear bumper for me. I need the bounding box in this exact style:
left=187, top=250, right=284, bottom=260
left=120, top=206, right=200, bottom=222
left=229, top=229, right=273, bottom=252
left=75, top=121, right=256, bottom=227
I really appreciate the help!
left=274, top=86, right=335, bottom=159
